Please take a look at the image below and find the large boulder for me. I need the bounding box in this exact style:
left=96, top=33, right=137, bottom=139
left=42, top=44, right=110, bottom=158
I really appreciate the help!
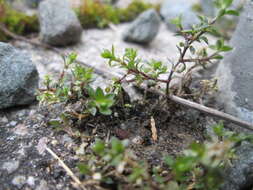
left=122, top=9, right=161, bottom=44
left=160, top=0, right=199, bottom=31
left=0, top=42, right=39, bottom=109
left=216, top=1, right=253, bottom=123
left=38, top=0, right=82, bottom=46
left=221, top=142, right=253, bottom=190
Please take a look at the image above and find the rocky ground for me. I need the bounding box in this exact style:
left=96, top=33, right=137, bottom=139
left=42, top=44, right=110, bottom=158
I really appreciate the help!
left=1, top=0, right=252, bottom=190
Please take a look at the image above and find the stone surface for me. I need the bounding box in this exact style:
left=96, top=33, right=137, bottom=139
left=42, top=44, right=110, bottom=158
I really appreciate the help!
left=102, top=0, right=118, bottom=4
left=12, top=175, right=27, bottom=188
left=215, top=1, right=253, bottom=123
left=160, top=0, right=199, bottom=31
left=38, top=0, right=82, bottom=46
left=0, top=42, right=39, bottom=109
left=221, top=142, right=253, bottom=190
left=2, top=161, right=20, bottom=174
left=25, top=0, right=42, bottom=8
left=200, top=0, right=246, bottom=17
left=122, top=9, right=161, bottom=44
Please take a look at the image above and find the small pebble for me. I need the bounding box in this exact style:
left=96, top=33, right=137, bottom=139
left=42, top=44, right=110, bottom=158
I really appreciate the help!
left=1, top=116, right=8, bottom=123
left=9, top=121, right=18, bottom=126
left=36, top=180, right=49, bottom=190
left=12, top=175, right=26, bottom=188
left=132, top=136, right=144, bottom=145
left=2, top=160, right=20, bottom=174
left=27, top=176, right=36, bottom=187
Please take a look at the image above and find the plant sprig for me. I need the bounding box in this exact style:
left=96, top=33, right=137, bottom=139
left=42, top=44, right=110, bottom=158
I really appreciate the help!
left=37, top=53, right=116, bottom=117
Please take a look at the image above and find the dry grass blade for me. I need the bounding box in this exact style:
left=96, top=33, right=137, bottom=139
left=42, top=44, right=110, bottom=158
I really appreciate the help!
left=45, top=146, right=87, bottom=190
left=151, top=116, right=158, bottom=141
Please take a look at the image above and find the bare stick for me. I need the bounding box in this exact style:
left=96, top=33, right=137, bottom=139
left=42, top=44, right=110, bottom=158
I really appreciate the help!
left=139, top=86, right=253, bottom=131
left=0, top=24, right=62, bottom=54
left=45, top=146, right=87, bottom=190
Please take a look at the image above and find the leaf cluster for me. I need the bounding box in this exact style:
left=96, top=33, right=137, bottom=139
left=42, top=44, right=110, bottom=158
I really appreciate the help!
left=76, top=126, right=253, bottom=190
left=100, top=0, right=239, bottom=98
left=102, top=47, right=168, bottom=86
left=37, top=53, right=116, bottom=117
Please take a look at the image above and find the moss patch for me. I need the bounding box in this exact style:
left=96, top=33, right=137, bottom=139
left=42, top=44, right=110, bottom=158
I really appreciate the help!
left=76, top=0, right=159, bottom=29
left=0, top=0, right=39, bottom=41
left=0, top=0, right=159, bottom=41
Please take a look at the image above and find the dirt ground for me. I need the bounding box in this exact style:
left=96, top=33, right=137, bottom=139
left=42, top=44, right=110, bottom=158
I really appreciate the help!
left=0, top=88, right=211, bottom=189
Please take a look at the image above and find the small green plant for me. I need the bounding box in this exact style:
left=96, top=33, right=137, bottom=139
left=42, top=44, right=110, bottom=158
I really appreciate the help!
left=76, top=125, right=253, bottom=189
left=37, top=53, right=116, bottom=117
left=36, top=1, right=251, bottom=189
left=101, top=0, right=238, bottom=98
left=76, top=0, right=156, bottom=28
left=0, top=0, right=39, bottom=41
left=38, top=0, right=239, bottom=120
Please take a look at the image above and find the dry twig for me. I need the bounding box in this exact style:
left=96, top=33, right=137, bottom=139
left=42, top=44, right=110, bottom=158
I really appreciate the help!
left=45, top=146, right=87, bottom=190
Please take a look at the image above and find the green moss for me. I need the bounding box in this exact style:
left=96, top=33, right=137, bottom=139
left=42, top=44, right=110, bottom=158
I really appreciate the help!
left=191, top=3, right=203, bottom=13
left=0, top=0, right=39, bottom=41
left=76, top=0, right=159, bottom=29
left=0, top=0, right=159, bottom=41
left=76, top=0, right=120, bottom=28
left=118, top=0, right=158, bottom=22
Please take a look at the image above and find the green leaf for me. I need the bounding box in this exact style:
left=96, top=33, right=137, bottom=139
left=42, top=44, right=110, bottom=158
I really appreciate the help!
left=93, top=139, right=106, bottom=155
left=174, top=156, right=196, bottom=174
left=106, top=93, right=115, bottom=101
left=207, top=27, right=221, bottom=36
left=164, top=156, right=174, bottom=166
left=88, top=107, right=97, bottom=116
left=87, top=86, right=96, bottom=98
left=223, top=0, right=233, bottom=8
left=77, top=163, right=90, bottom=175
left=213, top=123, right=225, bottom=137
left=48, top=119, right=61, bottom=127
left=216, top=39, right=224, bottom=50
left=66, top=52, right=77, bottom=66
left=101, top=49, right=113, bottom=59
left=217, top=9, right=226, bottom=18
left=170, top=15, right=182, bottom=29
left=200, top=36, right=209, bottom=45
left=95, top=87, right=105, bottom=100
left=225, top=9, right=239, bottom=16
left=179, top=42, right=184, bottom=47
left=111, top=138, right=125, bottom=154
left=99, top=107, right=112, bottom=115
left=220, top=46, right=233, bottom=52
left=212, top=55, right=224, bottom=60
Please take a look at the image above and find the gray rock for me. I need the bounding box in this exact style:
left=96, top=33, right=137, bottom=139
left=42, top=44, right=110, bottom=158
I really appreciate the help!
left=160, top=0, right=199, bottom=31
left=12, top=175, right=26, bottom=189
left=0, top=42, right=39, bottom=109
left=221, top=142, right=253, bottom=190
left=200, top=0, right=245, bottom=17
left=122, top=9, right=160, bottom=44
left=2, top=161, right=20, bottom=174
left=38, top=0, right=82, bottom=46
left=36, top=180, right=49, bottom=190
left=215, top=1, right=253, bottom=123
left=200, top=0, right=216, bottom=17
left=102, top=0, right=118, bottom=4
left=25, top=0, right=42, bottom=8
